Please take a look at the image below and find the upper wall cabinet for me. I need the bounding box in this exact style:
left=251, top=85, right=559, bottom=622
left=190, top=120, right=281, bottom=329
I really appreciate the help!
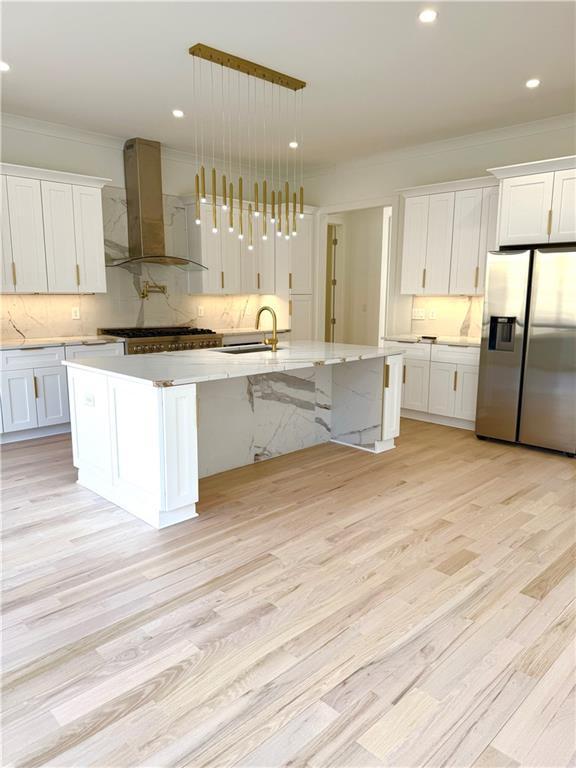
left=0, top=164, right=110, bottom=294
left=489, top=157, right=576, bottom=246
left=400, top=179, right=498, bottom=296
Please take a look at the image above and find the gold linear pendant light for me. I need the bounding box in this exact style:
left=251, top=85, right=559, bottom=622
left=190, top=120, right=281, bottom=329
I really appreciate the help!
left=189, top=44, right=306, bottom=242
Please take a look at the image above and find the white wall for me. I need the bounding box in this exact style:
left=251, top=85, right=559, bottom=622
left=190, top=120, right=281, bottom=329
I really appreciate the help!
left=307, top=114, right=576, bottom=207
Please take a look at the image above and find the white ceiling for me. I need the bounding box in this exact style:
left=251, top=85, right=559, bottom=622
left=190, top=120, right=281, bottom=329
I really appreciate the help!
left=2, top=2, right=575, bottom=170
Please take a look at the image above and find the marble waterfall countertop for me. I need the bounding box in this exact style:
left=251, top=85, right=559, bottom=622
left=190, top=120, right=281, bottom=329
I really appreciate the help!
left=63, top=340, right=405, bottom=387
left=384, top=334, right=481, bottom=347
left=0, top=335, right=124, bottom=350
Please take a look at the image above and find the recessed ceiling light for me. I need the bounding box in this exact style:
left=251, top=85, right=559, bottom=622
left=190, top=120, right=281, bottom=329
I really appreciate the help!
left=525, top=78, right=541, bottom=89
left=0, top=61, right=10, bottom=72
left=418, top=9, right=438, bottom=23
left=289, top=140, right=299, bottom=149
left=172, top=109, right=185, bottom=118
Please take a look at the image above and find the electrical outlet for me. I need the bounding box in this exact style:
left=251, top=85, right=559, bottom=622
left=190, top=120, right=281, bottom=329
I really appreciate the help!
left=71, top=307, right=80, bottom=320
left=428, top=310, right=437, bottom=320
left=198, top=306, right=204, bottom=318
left=412, top=308, right=425, bottom=320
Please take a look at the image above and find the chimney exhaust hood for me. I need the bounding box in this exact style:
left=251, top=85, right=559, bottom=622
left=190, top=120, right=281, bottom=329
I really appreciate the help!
left=107, top=137, right=206, bottom=271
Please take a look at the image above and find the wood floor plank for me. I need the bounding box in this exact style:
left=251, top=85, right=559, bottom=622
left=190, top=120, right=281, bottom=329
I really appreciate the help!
left=1, top=420, right=574, bottom=768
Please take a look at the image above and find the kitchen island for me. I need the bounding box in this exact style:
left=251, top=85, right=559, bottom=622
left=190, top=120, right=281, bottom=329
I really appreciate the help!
left=64, top=341, right=404, bottom=528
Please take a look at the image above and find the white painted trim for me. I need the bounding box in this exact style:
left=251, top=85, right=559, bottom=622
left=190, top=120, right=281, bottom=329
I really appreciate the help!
left=488, top=155, right=576, bottom=179
left=401, top=409, right=475, bottom=432
left=399, top=175, right=498, bottom=197
left=0, top=423, right=70, bottom=443
left=0, top=163, right=110, bottom=187
left=318, top=195, right=397, bottom=215
left=330, top=437, right=395, bottom=453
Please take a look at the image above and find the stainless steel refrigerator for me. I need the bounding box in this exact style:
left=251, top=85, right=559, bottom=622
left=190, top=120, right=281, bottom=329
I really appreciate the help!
left=476, top=247, right=575, bottom=455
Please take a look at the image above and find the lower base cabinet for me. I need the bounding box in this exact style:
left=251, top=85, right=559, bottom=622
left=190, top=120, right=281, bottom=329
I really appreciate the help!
left=401, top=358, right=430, bottom=412
left=0, top=370, right=38, bottom=431
left=36, top=366, right=70, bottom=426
left=428, top=361, right=479, bottom=420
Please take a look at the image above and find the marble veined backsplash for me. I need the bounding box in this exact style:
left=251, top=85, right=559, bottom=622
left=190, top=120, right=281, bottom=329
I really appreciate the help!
left=410, top=295, right=483, bottom=339
left=1, top=187, right=287, bottom=341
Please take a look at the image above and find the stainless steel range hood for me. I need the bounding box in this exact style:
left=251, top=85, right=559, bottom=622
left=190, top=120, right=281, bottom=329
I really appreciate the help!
left=107, top=137, right=206, bottom=271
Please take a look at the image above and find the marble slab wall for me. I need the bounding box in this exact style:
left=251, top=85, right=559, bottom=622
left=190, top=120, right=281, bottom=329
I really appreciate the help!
left=197, top=366, right=333, bottom=479
left=1, top=186, right=285, bottom=341
left=331, top=357, right=384, bottom=448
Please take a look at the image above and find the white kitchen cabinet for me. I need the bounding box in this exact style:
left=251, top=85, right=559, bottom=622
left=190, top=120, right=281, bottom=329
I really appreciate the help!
left=550, top=168, right=576, bottom=243
left=65, top=342, right=125, bottom=361
left=289, top=294, right=314, bottom=340
left=454, top=364, right=479, bottom=421
left=400, top=195, right=428, bottom=294
left=382, top=355, right=403, bottom=441
left=42, top=181, right=78, bottom=293
left=35, top=365, right=70, bottom=427
left=498, top=172, right=554, bottom=246
left=289, top=214, right=314, bottom=294
left=0, top=370, right=38, bottom=432
left=189, top=203, right=223, bottom=294
left=425, top=192, right=454, bottom=294
left=240, top=208, right=259, bottom=294
left=221, top=208, right=242, bottom=294
left=5, top=176, right=48, bottom=293
left=449, top=188, right=483, bottom=295
left=1, top=176, right=14, bottom=293
left=73, top=185, right=107, bottom=293
left=402, top=358, right=430, bottom=412
left=401, top=192, right=454, bottom=295
left=428, top=361, right=458, bottom=417
left=476, top=185, right=499, bottom=294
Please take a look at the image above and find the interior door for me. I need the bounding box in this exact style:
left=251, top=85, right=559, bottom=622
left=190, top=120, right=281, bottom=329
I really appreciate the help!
left=519, top=249, right=576, bottom=453
left=475, top=250, right=530, bottom=441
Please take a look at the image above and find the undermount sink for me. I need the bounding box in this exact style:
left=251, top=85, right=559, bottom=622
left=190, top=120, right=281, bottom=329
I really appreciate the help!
left=217, top=344, right=281, bottom=354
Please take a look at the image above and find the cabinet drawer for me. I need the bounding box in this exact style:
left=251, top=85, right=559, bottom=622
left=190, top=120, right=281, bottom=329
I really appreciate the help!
left=65, top=342, right=125, bottom=361
left=1, top=345, right=65, bottom=371
left=384, top=341, right=431, bottom=361
left=431, top=344, right=480, bottom=366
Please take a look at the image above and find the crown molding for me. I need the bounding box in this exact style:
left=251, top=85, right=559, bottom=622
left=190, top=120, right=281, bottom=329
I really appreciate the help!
left=488, top=155, right=576, bottom=179
left=304, top=113, right=576, bottom=181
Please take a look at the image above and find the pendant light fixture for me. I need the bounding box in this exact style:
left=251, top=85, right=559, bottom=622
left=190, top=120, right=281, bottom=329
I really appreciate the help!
left=189, top=44, right=306, bottom=240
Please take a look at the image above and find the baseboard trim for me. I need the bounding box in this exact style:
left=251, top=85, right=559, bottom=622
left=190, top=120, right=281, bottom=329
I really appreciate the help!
left=0, top=423, right=71, bottom=444
left=401, top=410, right=475, bottom=431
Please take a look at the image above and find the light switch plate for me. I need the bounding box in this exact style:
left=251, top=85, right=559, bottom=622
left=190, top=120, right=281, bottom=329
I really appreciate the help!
left=428, top=310, right=437, bottom=320
left=71, top=307, right=80, bottom=320
left=412, top=308, right=425, bottom=320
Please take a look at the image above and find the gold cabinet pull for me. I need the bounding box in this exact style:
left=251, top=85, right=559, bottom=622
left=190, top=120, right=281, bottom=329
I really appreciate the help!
left=402, top=364, right=406, bottom=384
left=289, top=300, right=292, bottom=317
left=474, top=266, right=479, bottom=289
left=33, top=376, right=39, bottom=399
left=221, top=271, right=225, bottom=290
left=75, top=264, right=81, bottom=286
left=453, top=370, right=458, bottom=391
left=288, top=272, right=293, bottom=290
left=547, top=209, right=553, bottom=236
left=384, top=363, right=390, bottom=389
left=11, top=261, right=17, bottom=286
left=257, top=272, right=261, bottom=290
left=422, top=268, right=426, bottom=289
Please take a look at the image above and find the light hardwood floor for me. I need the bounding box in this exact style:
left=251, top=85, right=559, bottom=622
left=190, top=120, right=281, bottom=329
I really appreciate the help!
left=2, top=419, right=575, bottom=768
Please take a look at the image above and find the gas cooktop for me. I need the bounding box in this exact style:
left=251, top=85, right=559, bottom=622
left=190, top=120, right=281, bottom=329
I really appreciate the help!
left=98, top=326, right=217, bottom=339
